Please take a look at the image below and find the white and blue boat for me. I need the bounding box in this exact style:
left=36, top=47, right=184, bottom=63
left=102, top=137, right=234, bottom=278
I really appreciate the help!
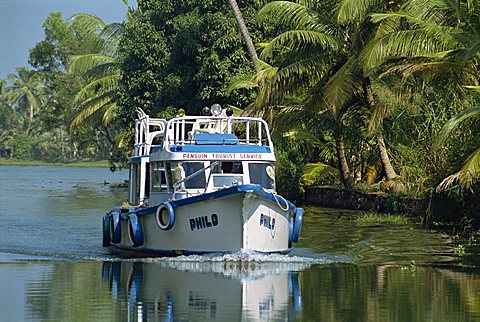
left=102, top=104, right=303, bottom=256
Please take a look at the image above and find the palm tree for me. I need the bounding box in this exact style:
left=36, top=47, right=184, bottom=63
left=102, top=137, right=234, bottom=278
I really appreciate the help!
left=365, top=0, right=480, bottom=190
left=8, top=68, right=46, bottom=125
left=0, top=79, right=16, bottom=131
left=68, top=13, right=126, bottom=136
left=227, top=0, right=259, bottom=71
left=228, top=60, right=355, bottom=188
left=0, top=79, right=12, bottom=119
left=435, top=106, right=480, bottom=191
left=255, top=0, right=402, bottom=189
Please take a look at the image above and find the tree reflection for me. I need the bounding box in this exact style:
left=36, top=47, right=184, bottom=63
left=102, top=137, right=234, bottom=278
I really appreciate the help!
left=23, top=261, right=480, bottom=322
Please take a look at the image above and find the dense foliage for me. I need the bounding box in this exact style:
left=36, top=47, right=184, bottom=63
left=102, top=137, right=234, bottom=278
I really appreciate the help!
left=117, top=0, right=275, bottom=117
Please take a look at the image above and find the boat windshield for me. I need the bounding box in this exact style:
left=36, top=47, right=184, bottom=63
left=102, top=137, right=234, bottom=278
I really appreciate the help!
left=181, top=162, right=206, bottom=189
left=211, top=161, right=243, bottom=174
left=213, top=175, right=244, bottom=187
left=248, top=162, right=275, bottom=189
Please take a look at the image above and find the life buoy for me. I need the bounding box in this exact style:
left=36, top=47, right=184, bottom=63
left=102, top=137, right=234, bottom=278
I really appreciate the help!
left=292, top=208, right=304, bottom=243
left=110, top=212, right=122, bottom=244
left=128, top=214, right=144, bottom=247
left=102, top=214, right=112, bottom=247
left=156, top=202, right=175, bottom=230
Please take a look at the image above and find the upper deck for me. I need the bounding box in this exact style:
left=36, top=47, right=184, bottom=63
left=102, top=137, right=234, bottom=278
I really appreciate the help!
left=133, top=108, right=276, bottom=162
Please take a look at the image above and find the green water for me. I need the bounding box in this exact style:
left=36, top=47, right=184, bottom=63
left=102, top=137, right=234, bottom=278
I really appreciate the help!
left=0, top=166, right=479, bottom=321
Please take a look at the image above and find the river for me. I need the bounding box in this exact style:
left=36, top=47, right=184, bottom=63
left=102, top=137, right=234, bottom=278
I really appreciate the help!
left=0, top=165, right=478, bottom=321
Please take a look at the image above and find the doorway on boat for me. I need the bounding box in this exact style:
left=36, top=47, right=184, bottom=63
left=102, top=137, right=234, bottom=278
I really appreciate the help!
left=128, top=159, right=150, bottom=206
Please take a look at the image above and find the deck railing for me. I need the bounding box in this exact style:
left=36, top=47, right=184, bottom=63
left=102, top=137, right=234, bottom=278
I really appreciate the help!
left=165, top=116, right=273, bottom=147
left=134, top=109, right=167, bottom=157
left=134, top=111, right=274, bottom=157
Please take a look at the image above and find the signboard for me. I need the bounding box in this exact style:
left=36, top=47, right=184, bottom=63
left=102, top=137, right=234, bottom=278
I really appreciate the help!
left=180, top=153, right=266, bottom=160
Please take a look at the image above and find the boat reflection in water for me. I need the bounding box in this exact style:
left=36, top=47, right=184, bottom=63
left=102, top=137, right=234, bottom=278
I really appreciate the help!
left=102, top=258, right=306, bottom=321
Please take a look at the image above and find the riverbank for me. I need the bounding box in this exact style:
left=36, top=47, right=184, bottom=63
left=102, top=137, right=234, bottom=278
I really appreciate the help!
left=305, top=186, right=480, bottom=234
left=0, top=158, right=110, bottom=167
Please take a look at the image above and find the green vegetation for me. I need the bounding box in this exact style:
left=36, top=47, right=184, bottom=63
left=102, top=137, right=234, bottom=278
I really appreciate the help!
left=355, top=212, right=411, bottom=226
left=453, top=244, right=466, bottom=257
left=0, top=158, right=109, bottom=167
left=1, top=0, right=480, bottom=226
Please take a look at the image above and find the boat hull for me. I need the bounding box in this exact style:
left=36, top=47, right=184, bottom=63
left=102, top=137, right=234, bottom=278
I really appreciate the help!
left=104, top=185, right=300, bottom=256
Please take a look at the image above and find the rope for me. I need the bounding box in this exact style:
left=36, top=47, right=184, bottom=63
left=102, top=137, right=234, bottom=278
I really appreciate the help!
left=272, top=193, right=289, bottom=212
left=122, top=201, right=144, bottom=209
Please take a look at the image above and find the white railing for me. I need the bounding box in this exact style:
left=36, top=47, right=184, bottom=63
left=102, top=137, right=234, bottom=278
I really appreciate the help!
left=134, top=108, right=167, bottom=157
left=134, top=111, right=274, bottom=157
left=165, top=116, right=273, bottom=148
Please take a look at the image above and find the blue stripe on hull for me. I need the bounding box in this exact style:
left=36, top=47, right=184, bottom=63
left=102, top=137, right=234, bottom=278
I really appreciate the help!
left=129, top=184, right=296, bottom=217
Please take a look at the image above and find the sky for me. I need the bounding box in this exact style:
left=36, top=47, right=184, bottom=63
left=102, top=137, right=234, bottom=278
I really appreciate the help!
left=0, top=0, right=130, bottom=79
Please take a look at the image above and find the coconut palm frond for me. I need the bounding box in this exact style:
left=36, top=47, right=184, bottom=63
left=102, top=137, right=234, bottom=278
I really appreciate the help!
left=255, top=59, right=321, bottom=107
left=226, top=78, right=258, bottom=94
left=260, top=30, right=339, bottom=60
left=115, top=127, right=133, bottom=149
left=252, top=63, right=279, bottom=85
left=336, top=0, right=384, bottom=23
left=102, top=103, right=120, bottom=125
left=323, top=57, right=361, bottom=113
left=100, top=22, right=125, bottom=40
left=450, top=35, right=480, bottom=63
left=363, top=28, right=457, bottom=71
left=436, top=147, right=480, bottom=191
left=464, top=85, right=480, bottom=92
left=258, top=1, right=327, bottom=30
left=70, top=92, right=115, bottom=130
left=434, top=106, right=480, bottom=149
left=73, top=73, right=119, bottom=104
left=301, top=162, right=338, bottom=186
left=71, top=13, right=106, bottom=33
left=370, top=12, right=430, bottom=27
left=69, top=54, right=116, bottom=74
left=282, top=129, right=323, bottom=146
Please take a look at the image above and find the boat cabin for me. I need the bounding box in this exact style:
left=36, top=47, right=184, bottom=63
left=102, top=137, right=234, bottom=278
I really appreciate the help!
left=127, top=107, right=277, bottom=206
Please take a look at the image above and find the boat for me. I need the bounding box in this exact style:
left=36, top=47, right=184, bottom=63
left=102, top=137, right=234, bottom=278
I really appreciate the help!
left=102, top=104, right=303, bottom=256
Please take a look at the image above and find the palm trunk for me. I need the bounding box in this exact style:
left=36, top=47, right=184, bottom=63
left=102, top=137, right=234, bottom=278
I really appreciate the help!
left=376, top=130, right=398, bottom=179
left=227, top=0, right=259, bottom=71
left=362, top=77, right=397, bottom=180
left=335, top=132, right=354, bottom=189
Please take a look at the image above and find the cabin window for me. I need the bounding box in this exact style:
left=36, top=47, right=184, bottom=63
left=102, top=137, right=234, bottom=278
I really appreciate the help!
left=213, top=175, right=244, bottom=187
left=249, top=163, right=275, bottom=189
left=151, top=162, right=167, bottom=192
left=210, top=161, right=243, bottom=174
left=181, top=162, right=206, bottom=189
